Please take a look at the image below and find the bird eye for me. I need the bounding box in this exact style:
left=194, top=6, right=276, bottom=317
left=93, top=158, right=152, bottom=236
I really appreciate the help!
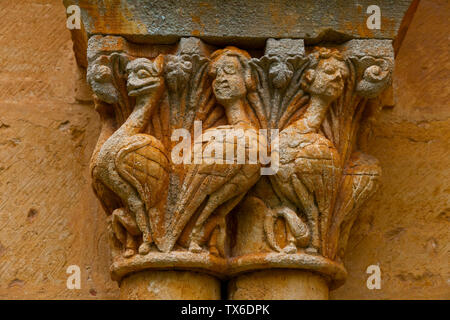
left=137, top=69, right=151, bottom=79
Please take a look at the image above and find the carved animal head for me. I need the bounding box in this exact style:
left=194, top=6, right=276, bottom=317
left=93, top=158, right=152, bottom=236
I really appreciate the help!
left=126, top=55, right=165, bottom=98
left=208, top=47, right=254, bottom=106
left=302, top=48, right=349, bottom=103
left=87, top=55, right=119, bottom=104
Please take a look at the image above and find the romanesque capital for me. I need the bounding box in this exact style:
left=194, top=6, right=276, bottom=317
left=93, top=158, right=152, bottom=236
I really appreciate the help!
left=85, top=35, right=394, bottom=288
left=61, top=0, right=418, bottom=298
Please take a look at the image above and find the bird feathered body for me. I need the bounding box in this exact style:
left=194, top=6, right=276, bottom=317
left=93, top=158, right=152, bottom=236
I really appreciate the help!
left=271, top=124, right=342, bottom=252
left=165, top=124, right=265, bottom=253
left=91, top=56, right=169, bottom=254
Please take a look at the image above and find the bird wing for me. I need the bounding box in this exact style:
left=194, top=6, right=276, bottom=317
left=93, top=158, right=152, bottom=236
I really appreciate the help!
left=91, top=177, right=122, bottom=216
left=292, top=135, right=342, bottom=243
left=116, top=134, right=170, bottom=242
left=166, top=162, right=245, bottom=251
left=165, top=126, right=262, bottom=251
left=326, top=152, right=381, bottom=259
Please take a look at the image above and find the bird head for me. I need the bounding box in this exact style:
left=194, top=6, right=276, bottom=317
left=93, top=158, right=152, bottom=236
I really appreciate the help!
left=126, top=55, right=165, bottom=100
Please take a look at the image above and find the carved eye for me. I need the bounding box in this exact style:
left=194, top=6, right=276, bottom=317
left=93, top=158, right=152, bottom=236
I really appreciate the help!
left=324, top=64, right=335, bottom=75
left=224, top=64, right=236, bottom=75
left=137, top=69, right=151, bottom=79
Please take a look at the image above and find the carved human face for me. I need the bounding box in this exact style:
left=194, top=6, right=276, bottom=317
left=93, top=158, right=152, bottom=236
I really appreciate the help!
left=126, top=58, right=162, bottom=97
left=308, top=57, right=348, bottom=102
left=211, top=55, right=247, bottom=106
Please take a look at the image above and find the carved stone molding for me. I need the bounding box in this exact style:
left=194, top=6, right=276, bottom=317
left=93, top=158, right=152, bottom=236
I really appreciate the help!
left=86, top=34, right=394, bottom=289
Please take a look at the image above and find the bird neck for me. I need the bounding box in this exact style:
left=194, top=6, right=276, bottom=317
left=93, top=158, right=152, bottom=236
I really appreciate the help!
left=118, top=94, right=155, bottom=136
left=224, top=99, right=250, bottom=127
left=294, top=95, right=330, bottom=133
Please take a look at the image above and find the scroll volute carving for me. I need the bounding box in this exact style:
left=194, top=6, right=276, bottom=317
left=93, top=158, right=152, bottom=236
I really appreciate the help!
left=86, top=35, right=393, bottom=285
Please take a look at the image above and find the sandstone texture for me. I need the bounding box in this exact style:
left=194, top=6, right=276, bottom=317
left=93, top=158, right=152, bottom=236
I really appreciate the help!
left=228, top=270, right=329, bottom=300
left=0, top=0, right=447, bottom=300
left=119, top=270, right=221, bottom=300
left=0, top=0, right=118, bottom=299
left=332, top=0, right=449, bottom=300
left=64, top=0, right=415, bottom=47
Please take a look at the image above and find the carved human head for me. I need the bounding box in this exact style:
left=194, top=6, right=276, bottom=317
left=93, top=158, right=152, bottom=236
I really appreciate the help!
left=208, top=47, right=253, bottom=106
left=302, top=48, right=349, bottom=102
left=126, top=55, right=164, bottom=97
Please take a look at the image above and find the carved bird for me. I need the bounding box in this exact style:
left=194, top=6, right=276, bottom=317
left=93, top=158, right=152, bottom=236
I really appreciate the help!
left=169, top=124, right=264, bottom=255
left=271, top=129, right=341, bottom=253
left=270, top=49, right=348, bottom=253
left=91, top=56, right=170, bottom=257
left=164, top=47, right=265, bottom=255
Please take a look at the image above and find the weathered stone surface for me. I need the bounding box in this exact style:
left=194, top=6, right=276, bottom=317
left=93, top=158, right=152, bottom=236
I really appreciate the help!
left=69, top=0, right=422, bottom=301
left=84, top=32, right=394, bottom=299
left=64, top=0, right=417, bottom=47
left=331, top=0, right=450, bottom=299
left=228, top=270, right=329, bottom=300
left=120, top=270, right=221, bottom=300
left=0, top=0, right=117, bottom=299
left=0, top=0, right=446, bottom=300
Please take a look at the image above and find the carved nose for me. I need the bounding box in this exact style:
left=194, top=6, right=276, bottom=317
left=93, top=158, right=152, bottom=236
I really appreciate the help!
left=127, top=79, right=137, bottom=91
left=216, top=68, right=226, bottom=81
left=330, top=72, right=343, bottom=83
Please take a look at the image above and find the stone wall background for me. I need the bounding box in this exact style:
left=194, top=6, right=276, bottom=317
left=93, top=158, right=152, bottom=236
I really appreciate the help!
left=0, top=0, right=117, bottom=299
left=0, top=0, right=447, bottom=299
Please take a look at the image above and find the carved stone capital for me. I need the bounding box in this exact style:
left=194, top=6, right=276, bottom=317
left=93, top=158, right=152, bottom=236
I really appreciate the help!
left=85, top=35, right=395, bottom=289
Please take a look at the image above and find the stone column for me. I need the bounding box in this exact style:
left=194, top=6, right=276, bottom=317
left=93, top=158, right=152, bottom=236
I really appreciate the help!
left=120, top=271, right=221, bottom=300
left=64, top=0, right=417, bottom=300
left=228, top=270, right=329, bottom=300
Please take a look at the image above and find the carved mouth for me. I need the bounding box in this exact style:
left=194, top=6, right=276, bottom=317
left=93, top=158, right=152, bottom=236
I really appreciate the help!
left=326, top=80, right=343, bottom=93
left=215, top=84, right=231, bottom=93
left=128, top=80, right=159, bottom=96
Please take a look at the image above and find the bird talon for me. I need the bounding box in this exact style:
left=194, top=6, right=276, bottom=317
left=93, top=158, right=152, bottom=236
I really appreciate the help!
left=306, top=247, right=318, bottom=254
left=283, top=243, right=297, bottom=254
left=209, top=246, right=220, bottom=257
left=189, top=242, right=203, bottom=253
left=123, top=248, right=136, bottom=258
left=138, top=242, right=152, bottom=255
